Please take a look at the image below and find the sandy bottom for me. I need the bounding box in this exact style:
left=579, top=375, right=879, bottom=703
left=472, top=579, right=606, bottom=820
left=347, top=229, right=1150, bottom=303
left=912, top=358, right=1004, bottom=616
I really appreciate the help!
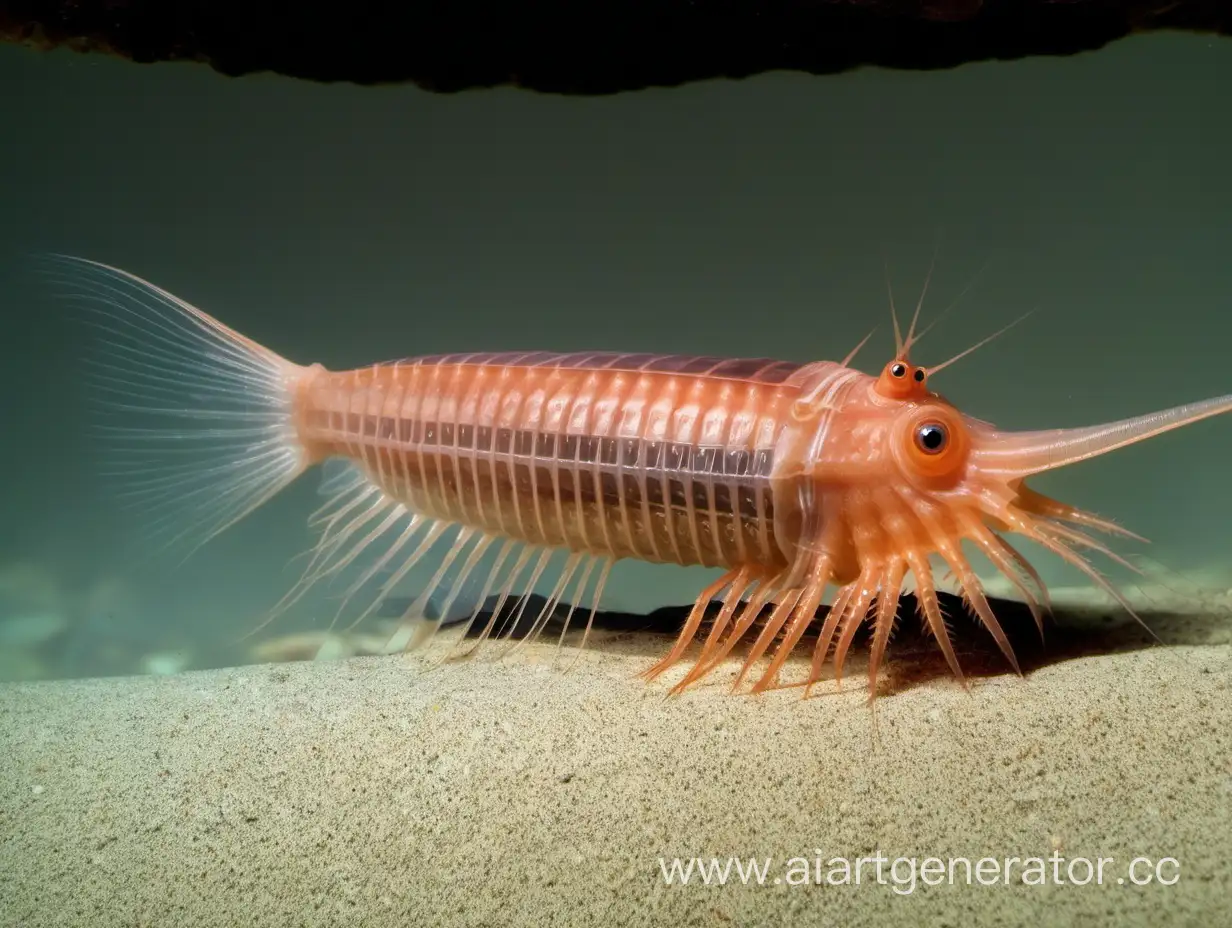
left=2, top=609, right=1230, bottom=927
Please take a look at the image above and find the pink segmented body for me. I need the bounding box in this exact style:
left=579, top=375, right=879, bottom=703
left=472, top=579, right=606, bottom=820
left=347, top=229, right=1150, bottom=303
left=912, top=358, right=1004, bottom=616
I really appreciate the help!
left=297, top=352, right=860, bottom=578
left=61, top=256, right=1232, bottom=700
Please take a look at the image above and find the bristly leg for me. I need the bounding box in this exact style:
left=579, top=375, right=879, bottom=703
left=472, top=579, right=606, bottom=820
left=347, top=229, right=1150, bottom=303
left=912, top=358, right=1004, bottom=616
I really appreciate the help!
left=903, top=548, right=966, bottom=685
left=808, top=567, right=877, bottom=693
left=934, top=541, right=1020, bottom=675
left=743, top=558, right=832, bottom=694
left=680, top=577, right=773, bottom=684
left=497, top=551, right=586, bottom=659
left=863, top=559, right=906, bottom=698
left=465, top=547, right=545, bottom=655
left=1015, top=486, right=1148, bottom=543
left=677, top=588, right=799, bottom=694
left=430, top=538, right=520, bottom=666
left=805, top=582, right=855, bottom=697
left=963, top=519, right=1049, bottom=642
left=641, top=568, right=748, bottom=682
left=1003, top=495, right=1161, bottom=644
left=641, top=481, right=1155, bottom=699
left=667, top=580, right=783, bottom=693
left=563, top=558, right=614, bottom=672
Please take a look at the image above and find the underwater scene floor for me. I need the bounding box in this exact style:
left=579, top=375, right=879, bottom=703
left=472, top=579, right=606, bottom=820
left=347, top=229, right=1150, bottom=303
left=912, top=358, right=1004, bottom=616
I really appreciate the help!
left=1, top=599, right=1229, bottom=926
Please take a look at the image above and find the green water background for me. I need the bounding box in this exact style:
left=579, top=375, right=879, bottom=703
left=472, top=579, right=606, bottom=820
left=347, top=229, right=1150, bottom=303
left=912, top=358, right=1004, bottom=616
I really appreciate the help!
left=1, top=33, right=1229, bottom=679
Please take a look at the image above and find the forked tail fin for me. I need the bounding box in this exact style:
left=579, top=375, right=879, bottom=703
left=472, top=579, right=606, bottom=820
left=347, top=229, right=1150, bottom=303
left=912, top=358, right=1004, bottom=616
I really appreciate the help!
left=41, top=255, right=320, bottom=559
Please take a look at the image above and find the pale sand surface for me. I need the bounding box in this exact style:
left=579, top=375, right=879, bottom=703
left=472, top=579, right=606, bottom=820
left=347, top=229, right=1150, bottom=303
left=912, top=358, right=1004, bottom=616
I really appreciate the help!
left=1, top=615, right=1230, bottom=927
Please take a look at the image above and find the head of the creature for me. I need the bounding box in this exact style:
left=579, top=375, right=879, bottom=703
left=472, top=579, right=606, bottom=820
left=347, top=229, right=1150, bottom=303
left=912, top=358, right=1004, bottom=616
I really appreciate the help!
left=779, top=333, right=1232, bottom=687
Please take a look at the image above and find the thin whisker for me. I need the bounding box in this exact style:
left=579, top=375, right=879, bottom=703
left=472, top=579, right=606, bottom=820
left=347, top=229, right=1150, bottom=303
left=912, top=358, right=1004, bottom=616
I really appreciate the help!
left=840, top=328, right=877, bottom=369
left=901, top=233, right=943, bottom=358
left=926, top=308, right=1035, bottom=377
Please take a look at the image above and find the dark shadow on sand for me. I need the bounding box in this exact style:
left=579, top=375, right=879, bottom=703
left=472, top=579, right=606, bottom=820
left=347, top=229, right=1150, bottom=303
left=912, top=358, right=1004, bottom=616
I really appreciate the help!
left=380, top=589, right=1224, bottom=697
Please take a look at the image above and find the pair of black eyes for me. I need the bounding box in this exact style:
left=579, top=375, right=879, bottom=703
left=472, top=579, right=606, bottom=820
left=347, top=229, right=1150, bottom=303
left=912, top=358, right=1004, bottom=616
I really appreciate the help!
left=890, top=362, right=926, bottom=384
left=914, top=422, right=948, bottom=454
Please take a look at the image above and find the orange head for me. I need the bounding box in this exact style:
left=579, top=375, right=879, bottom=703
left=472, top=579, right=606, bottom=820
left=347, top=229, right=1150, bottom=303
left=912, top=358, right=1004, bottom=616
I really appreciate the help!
left=770, top=318, right=1232, bottom=700
left=874, top=356, right=929, bottom=401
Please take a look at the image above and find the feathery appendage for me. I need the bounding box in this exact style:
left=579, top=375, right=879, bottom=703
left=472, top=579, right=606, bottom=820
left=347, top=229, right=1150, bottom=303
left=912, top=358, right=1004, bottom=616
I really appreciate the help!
left=642, top=485, right=1149, bottom=700
left=38, top=255, right=314, bottom=563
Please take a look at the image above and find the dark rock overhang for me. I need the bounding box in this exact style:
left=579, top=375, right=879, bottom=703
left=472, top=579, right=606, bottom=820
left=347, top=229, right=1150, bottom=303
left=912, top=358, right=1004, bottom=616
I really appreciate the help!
left=1, top=1, right=1229, bottom=95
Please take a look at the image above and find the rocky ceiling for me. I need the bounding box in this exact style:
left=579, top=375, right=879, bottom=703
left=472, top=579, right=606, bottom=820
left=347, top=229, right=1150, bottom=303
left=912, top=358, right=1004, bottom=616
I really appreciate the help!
left=1, top=1, right=1229, bottom=94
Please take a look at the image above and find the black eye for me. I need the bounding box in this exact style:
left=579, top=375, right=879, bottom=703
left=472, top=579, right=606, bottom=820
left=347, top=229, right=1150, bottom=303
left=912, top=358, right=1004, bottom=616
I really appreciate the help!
left=915, top=422, right=947, bottom=454
left=913, top=369, right=925, bottom=383
left=890, top=362, right=906, bottom=378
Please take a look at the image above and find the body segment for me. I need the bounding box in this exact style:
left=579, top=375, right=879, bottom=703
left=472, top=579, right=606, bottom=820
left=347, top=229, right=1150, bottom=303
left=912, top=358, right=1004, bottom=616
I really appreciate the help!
left=296, top=353, right=857, bottom=574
